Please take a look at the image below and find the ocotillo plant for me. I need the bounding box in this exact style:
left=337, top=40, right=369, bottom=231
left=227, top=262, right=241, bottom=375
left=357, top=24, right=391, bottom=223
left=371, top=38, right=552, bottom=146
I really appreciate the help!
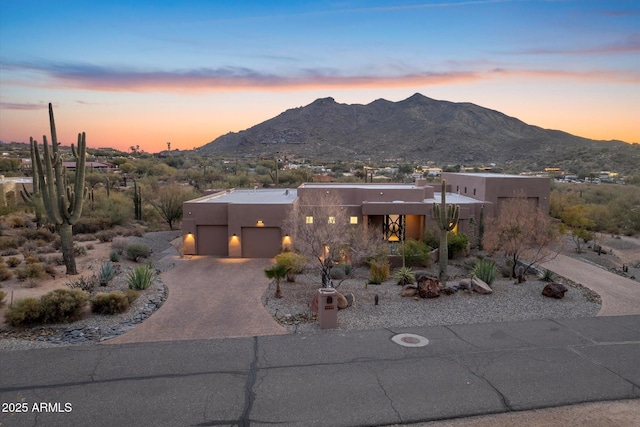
left=31, top=103, right=88, bottom=275
left=133, top=179, right=142, bottom=221
left=433, top=180, right=459, bottom=283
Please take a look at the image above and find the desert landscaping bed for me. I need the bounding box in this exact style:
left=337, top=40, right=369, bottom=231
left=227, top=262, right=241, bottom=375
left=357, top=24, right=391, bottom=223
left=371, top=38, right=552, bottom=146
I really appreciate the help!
left=263, top=260, right=602, bottom=334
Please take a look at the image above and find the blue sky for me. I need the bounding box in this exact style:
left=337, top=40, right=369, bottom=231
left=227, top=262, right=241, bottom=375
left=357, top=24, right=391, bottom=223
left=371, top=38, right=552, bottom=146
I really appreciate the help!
left=1, top=0, right=638, bottom=152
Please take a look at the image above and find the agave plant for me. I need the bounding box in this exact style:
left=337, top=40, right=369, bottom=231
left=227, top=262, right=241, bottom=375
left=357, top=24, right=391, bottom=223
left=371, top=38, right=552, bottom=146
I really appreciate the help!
left=98, top=261, right=117, bottom=286
left=471, top=259, right=498, bottom=286
left=127, top=265, right=156, bottom=290
left=393, top=266, right=415, bottom=286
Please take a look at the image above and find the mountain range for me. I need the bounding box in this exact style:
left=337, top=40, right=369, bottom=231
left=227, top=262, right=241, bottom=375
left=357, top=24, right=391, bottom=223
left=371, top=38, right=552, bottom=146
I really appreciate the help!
left=198, top=93, right=639, bottom=174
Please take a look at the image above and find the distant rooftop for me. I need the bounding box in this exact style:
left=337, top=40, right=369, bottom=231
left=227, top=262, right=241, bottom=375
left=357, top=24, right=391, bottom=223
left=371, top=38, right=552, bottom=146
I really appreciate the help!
left=448, top=172, right=540, bottom=179
left=299, top=182, right=423, bottom=190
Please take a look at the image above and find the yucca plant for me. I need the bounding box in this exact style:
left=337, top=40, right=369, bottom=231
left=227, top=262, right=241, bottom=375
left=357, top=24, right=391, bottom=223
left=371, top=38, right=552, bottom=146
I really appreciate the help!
left=541, top=268, right=555, bottom=282
left=471, top=259, right=498, bottom=286
left=127, top=265, right=156, bottom=290
left=393, top=266, right=415, bottom=286
left=98, top=261, right=117, bottom=286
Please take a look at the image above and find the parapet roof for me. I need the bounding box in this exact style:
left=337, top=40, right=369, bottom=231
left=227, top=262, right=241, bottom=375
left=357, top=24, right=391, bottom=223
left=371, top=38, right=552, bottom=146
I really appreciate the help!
left=189, top=188, right=298, bottom=204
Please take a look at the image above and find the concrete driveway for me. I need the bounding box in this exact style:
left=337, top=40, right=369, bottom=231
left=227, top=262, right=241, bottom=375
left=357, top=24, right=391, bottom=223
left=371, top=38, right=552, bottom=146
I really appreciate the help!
left=107, top=257, right=287, bottom=344
left=541, top=254, right=640, bottom=316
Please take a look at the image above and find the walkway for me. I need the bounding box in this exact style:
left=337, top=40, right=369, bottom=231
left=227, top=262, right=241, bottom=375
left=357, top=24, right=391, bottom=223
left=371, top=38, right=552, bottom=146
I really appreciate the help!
left=106, top=257, right=287, bottom=344
left=541, top=254, right=640, bottom=316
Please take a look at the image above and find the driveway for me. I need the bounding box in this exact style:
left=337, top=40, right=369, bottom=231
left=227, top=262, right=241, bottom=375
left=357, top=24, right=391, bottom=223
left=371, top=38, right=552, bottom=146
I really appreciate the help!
left=106, top=257, right=287, bottom=344
left=541, top=254, right=640, bottom=316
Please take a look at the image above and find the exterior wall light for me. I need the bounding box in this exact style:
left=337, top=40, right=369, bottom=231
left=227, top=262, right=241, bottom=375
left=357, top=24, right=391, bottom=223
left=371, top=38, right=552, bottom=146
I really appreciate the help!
left=257, top=220, right=264, bottom=226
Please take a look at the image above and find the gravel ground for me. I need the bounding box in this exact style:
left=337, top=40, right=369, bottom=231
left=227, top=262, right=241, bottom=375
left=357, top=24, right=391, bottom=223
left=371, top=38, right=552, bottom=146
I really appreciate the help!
left=263, top=260, right=602, bottom=334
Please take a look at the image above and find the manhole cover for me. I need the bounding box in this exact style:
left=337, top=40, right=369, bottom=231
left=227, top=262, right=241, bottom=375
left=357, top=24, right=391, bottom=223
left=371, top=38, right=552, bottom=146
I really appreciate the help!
left=391, top=333, right=429, bottom=348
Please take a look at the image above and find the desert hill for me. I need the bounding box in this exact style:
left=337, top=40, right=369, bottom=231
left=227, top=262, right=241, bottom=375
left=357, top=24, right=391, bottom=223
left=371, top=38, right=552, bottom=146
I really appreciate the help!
left=198, top=93, right=639, bottom=173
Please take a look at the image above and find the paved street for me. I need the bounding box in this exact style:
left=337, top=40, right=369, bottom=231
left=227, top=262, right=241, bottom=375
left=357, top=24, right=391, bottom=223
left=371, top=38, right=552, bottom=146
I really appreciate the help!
left=1, top=315, right=638, bottom=426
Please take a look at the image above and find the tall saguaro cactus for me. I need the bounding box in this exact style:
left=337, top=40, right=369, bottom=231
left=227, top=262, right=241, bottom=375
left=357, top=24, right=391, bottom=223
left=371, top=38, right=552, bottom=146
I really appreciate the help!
left=20, top=141, right=44, bottom=225
left=31, top=103, right=88, bottom=275
left=433, top=180, right=459, bottom=283
left=133, top=179, right=142, bottom=221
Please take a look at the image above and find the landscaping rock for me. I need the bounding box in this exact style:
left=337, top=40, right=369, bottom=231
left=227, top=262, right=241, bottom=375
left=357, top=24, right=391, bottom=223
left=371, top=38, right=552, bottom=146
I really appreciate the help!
left=337, top=292, right=349, bottom=309
left=400, top=285, right=418, bottom=298
left=542, top=283, right=568, bottom=299
left=458, top=278, right=472, bottom=292
left=471, top=277, right=493, bottom=294
left=418, top=277, right=441, bottom=299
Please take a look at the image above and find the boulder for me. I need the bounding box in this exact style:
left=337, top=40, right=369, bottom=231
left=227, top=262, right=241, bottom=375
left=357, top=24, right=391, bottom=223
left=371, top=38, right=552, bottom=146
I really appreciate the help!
left=337, top=292, right=349, bottom=309
left=401, top=285, right=418, bottom=298
left=442, top=286, right=456, bottom=295
left=418, top=277, right=441, bottom=298
left=345, top=293, right=355, bottom=307
left=471, top=277, right=493, bottom=294
left=542, top=283, right=568, bottom=299
left=458, top=278, right=473, bottom=292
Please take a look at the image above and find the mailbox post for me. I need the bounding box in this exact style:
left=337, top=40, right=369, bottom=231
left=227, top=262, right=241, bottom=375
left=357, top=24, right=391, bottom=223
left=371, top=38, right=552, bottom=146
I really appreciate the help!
left=317, top=288, right=338, bottom=329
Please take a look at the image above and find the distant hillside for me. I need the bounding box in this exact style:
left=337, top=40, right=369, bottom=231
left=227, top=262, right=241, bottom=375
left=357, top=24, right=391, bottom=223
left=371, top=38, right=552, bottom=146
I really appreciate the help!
left=198, top=93, right=639, bottom=174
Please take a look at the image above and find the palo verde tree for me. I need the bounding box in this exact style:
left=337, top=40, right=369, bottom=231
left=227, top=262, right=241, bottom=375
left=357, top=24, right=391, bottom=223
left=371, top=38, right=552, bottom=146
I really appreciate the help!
left=433, top=180, right=459, bottom=283
left=149, top=183, right=199, bottom=230
left=30, top=103, right=88, bottom=275
left=483, top=191, right=561, bottom=277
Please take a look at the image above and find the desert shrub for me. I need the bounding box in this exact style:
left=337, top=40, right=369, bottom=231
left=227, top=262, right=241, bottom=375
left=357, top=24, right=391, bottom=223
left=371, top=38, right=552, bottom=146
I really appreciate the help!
left=124, top=288, right=139, bottom=303
left=400, top=239, right=432, bottom=267
left=7, top=256, right=21, bottom=267
left=111, top=237, right=129, bottom=255
left=393, top=266, right=415, bottom=286
left=329, top=266, right=346, bottom=280
left=25, top=255, right=40, bottom=265
left=127, top=265, right=156, bottom=290
left=20, top=240, right=39, bottom=259
left=1, top=248, right=20, bottom=256
left=110, top=250, right=121, bottom=262
left=335, top=263, right=352, bottom=276
left=8, top=215, right=27, bottom=228
left=73, top=217, right=112, bottom=234
left=73, top=244, right=88, bottom=256
left=0, top=237, right=20, bottom=251
left=423, top=228, right=440, bottom=249
left=125, top=243, right=151, bottom=262
left=51, top=235, right=62, bottom=250
left=448, top=232, right=469, bottom=259
left=90, top=291, right=130, bottom=315
left=86, top=243, right=95, bottom=250
left=369, top=258, right=390, bottom=284
left=96, top=229, right=116, bottom=242
left=16, top=263, right=45, bottom=281
left=0, top=290, right=6, bottom=308
left=471, top=259, right=498, bottom=285
left=43, top=263, right=57, bottom=278
left=0, top=263, right=12, bottom=281
left=65, top=275, right=97, bottom=293
left=40, top=289, right=88, bottom=323
left=5, top=297, right=44, bottom=327
left=36, top=245, right=56, bottom=254
left=74, top=233, right=96, bottom=242
left=275, top=251, right=307, bottom=282
left=48, top=254, right=65, bottom=266
left=19, top=227, right=55, bottom=242
left=98, top=261, right=117, bottom=286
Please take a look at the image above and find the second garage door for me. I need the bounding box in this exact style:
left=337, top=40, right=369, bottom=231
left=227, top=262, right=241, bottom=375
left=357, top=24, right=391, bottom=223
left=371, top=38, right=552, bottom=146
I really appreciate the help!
left=242, top=227, right=281, bottom=258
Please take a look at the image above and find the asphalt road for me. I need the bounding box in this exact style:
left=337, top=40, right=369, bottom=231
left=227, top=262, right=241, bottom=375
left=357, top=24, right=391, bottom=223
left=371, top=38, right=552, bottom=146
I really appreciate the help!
left=1, top=315, right=639, bottom=427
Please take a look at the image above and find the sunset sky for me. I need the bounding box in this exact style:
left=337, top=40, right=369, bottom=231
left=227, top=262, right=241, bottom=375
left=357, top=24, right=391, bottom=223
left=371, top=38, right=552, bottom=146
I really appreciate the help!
left=1, top=0, right=638, bottom=153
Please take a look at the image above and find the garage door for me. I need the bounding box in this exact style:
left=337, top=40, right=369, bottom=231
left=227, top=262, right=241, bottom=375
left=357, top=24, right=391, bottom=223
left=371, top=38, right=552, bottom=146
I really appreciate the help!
left=242, top=227, right=281, bottom=258
left=196, top=225, right=228, bottom=256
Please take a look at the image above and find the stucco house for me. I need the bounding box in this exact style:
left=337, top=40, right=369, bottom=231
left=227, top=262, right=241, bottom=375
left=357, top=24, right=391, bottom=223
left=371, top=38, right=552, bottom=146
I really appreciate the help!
left=181, top=172, right=550, bottom=258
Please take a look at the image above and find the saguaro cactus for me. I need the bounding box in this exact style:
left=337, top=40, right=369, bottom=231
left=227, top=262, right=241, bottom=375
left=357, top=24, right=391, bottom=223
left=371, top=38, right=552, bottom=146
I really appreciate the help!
left=133, top=179, right=142, bottom=221
left=20, top=141, right=44, bottom=225
left=433, top=180, right=459, bottom=283
left=31, top=103, right=88, bottom=275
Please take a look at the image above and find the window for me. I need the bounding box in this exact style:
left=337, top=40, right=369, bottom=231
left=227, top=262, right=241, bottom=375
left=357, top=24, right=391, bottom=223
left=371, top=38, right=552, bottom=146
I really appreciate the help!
left=384, top=214, right=404, bottom=242
left=328, top=216, right=336, bottom=224
left=350, top=216, right=358, bottom=224
left=473, top=188, right=476, bottom=196
left=305, top=216, right=313, bottom=224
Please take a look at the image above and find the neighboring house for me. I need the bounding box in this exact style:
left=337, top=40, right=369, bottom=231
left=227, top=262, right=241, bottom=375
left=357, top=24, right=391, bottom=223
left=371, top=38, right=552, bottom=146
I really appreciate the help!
left=62, top=161, right=116, bottom=171
left=181, top=172, right=550, bottom=258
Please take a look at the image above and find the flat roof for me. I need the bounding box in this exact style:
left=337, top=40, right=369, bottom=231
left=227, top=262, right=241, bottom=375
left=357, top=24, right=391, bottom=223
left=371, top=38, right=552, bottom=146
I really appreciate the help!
left=189, top=188, right=298, bottom=204
left=299, top=183, right=423, bottom=190
left=446, top=172, right=541, bottom=179
left=0, top=177, right=31, bottom=184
